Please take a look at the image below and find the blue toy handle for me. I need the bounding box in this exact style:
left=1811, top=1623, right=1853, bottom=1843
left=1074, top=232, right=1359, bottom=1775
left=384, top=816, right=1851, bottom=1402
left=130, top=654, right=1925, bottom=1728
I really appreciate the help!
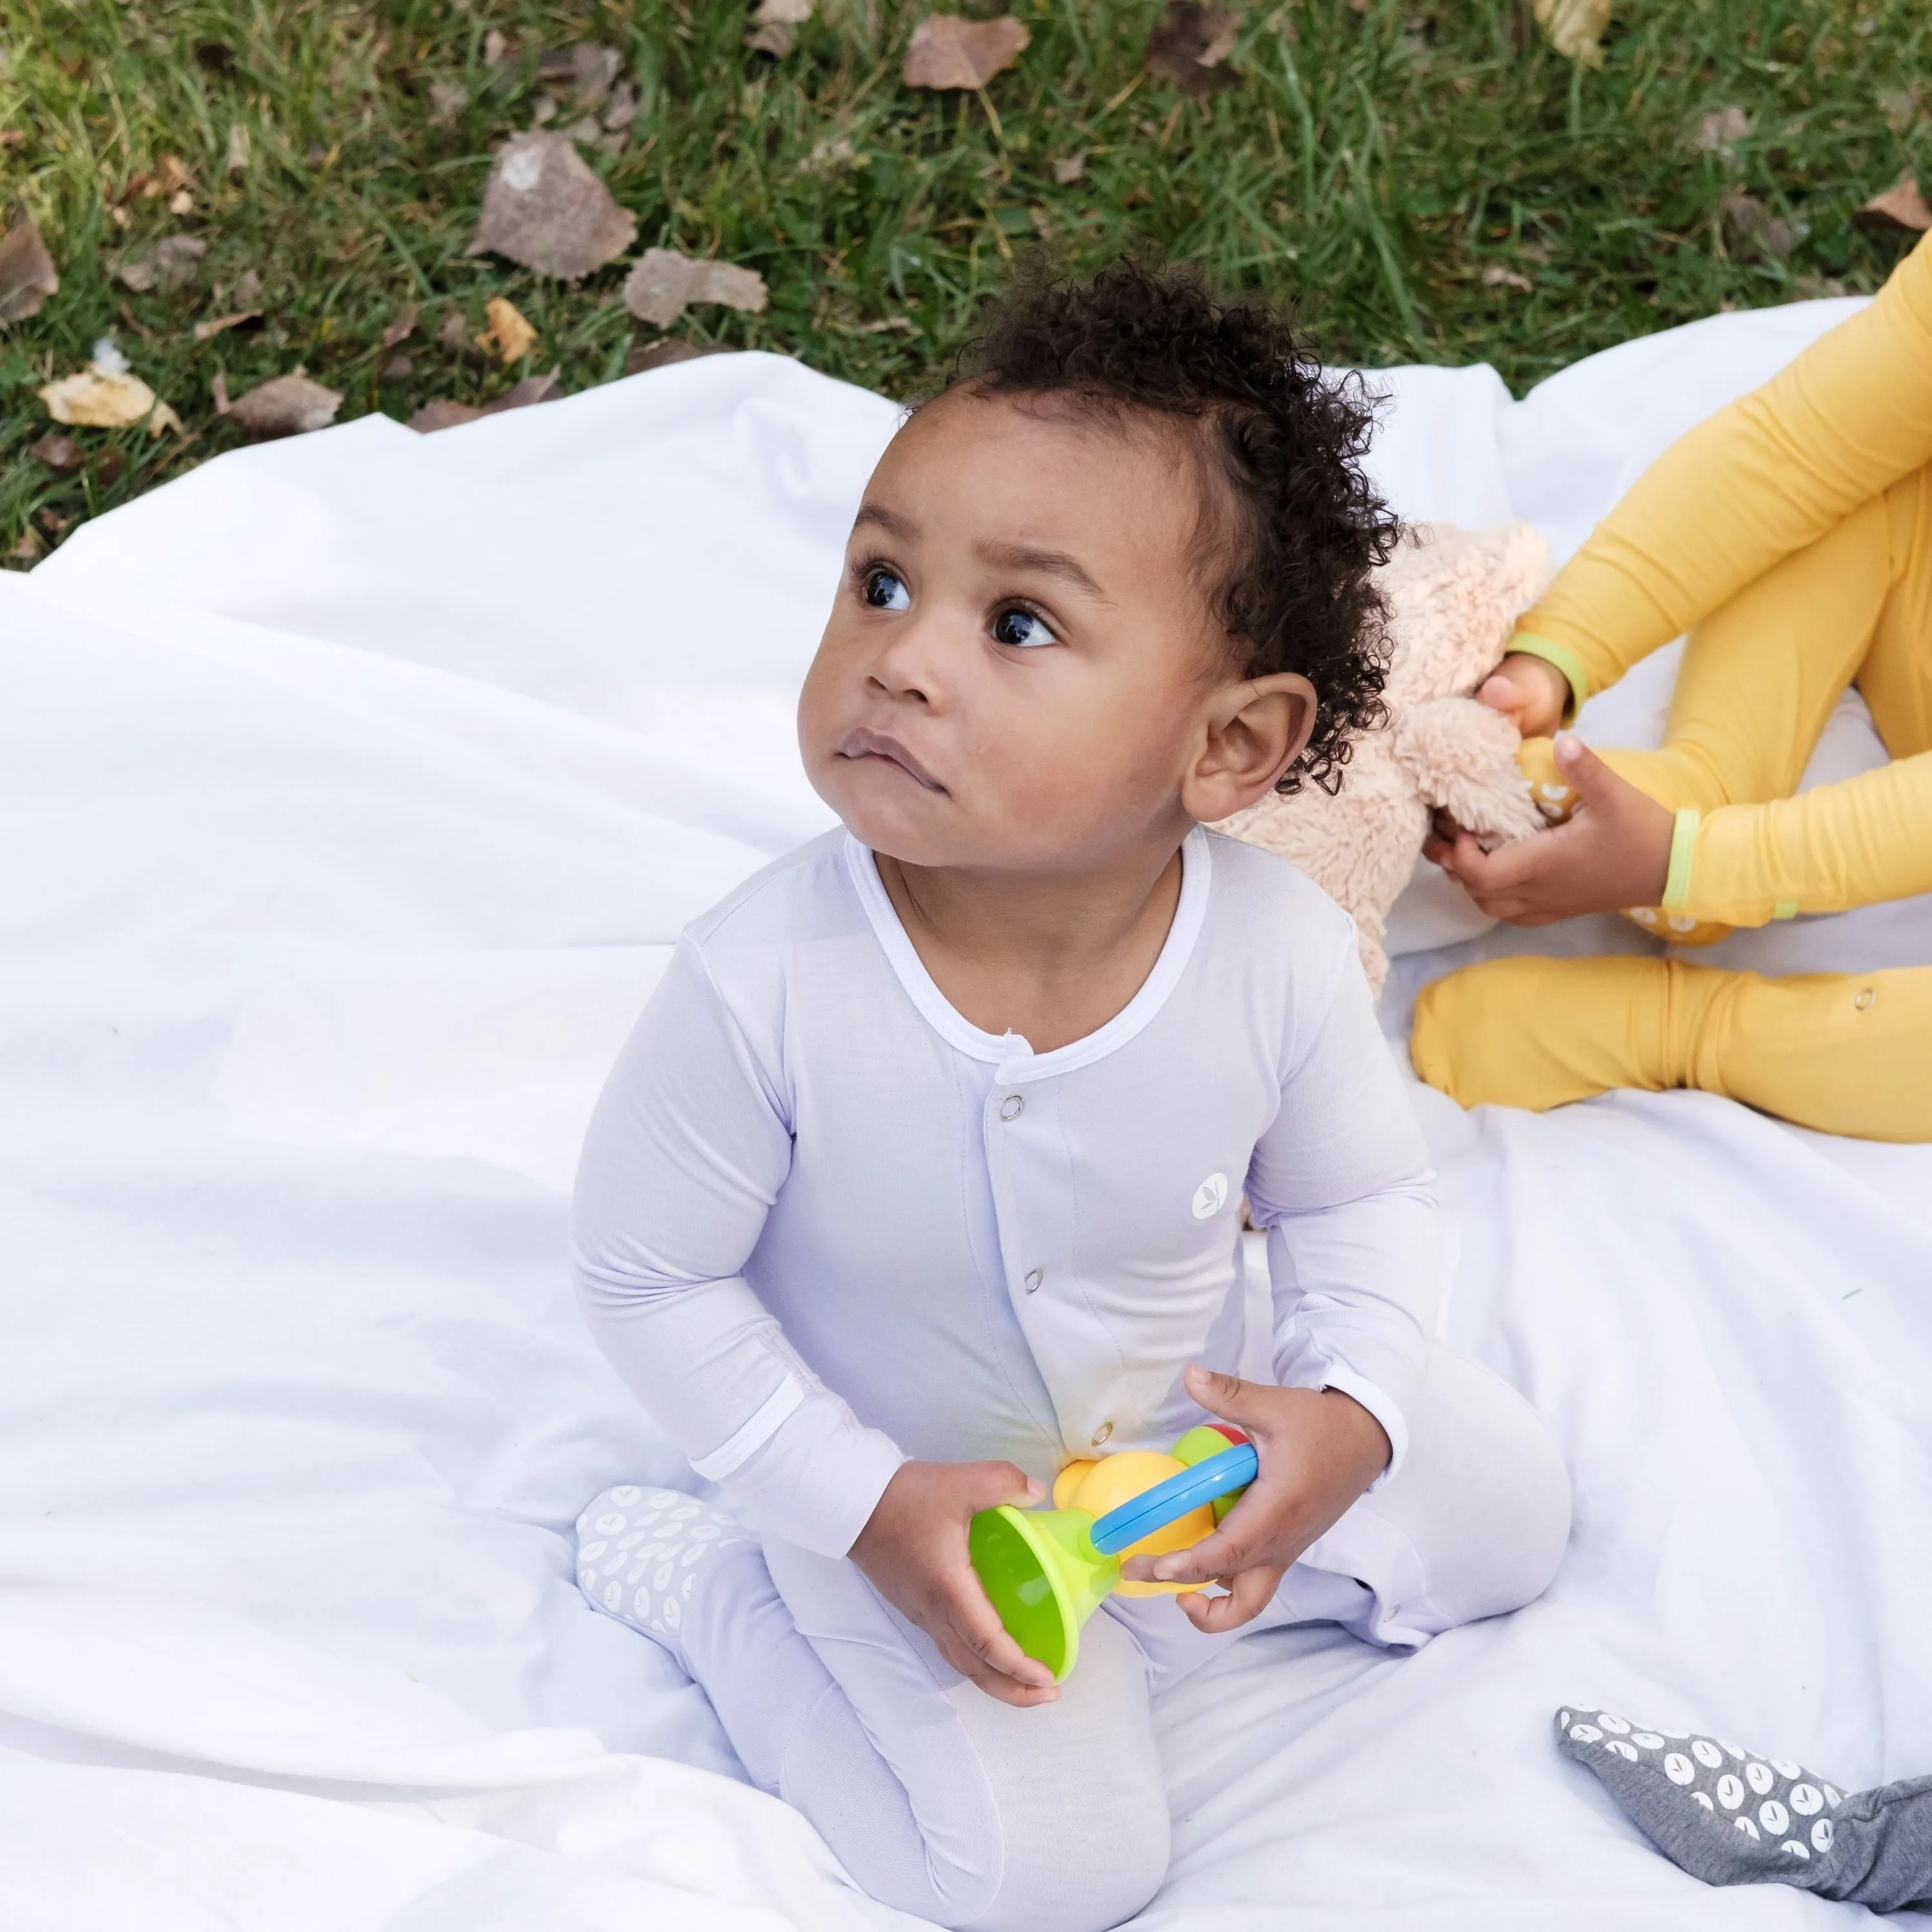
left=1088, top=1442, right=1258, bottom=1556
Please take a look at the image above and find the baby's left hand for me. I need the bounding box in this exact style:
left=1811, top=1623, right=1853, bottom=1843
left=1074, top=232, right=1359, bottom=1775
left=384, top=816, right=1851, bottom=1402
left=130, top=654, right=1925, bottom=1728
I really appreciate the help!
left=1119, top=1362, right=1390, bottom=1634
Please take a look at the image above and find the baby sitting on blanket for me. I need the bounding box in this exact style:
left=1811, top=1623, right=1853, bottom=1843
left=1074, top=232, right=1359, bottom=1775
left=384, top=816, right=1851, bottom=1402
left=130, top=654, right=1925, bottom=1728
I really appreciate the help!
left=566, top=261, right=1569, bottom=1930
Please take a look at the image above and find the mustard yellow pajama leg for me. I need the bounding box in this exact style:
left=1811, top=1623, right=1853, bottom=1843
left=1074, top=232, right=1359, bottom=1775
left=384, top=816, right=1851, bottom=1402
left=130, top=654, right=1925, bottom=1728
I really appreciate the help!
left=1519, top=492, right=1897, bottom=944
left=1412, top=954, right=1932, bottom=1142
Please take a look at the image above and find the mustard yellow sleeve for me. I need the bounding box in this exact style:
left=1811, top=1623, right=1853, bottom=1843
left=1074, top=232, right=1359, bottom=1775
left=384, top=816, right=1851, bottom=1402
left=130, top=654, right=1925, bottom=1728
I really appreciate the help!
left=1511, top=230, right=1932, bottom=705
left=1662, top=748, right=1932, bottom=927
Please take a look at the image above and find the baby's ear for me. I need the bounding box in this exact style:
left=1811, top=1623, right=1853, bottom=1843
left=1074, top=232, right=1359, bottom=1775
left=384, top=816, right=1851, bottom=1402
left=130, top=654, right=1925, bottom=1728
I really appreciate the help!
left=1186, top=672, right=1318, bottom=821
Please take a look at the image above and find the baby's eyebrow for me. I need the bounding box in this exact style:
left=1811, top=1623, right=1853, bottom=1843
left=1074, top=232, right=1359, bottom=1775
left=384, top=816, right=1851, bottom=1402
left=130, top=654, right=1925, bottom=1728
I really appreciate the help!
left=976, top=539, right=1109, bottom=603
left=853, top=501, right=917, bottom=541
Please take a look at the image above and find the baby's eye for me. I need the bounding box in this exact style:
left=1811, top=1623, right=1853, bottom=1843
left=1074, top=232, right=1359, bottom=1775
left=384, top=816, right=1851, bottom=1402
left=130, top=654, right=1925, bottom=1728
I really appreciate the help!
left=863, top=568, right=911, bottom=611
left=991, top=607, right=1057, bottom=649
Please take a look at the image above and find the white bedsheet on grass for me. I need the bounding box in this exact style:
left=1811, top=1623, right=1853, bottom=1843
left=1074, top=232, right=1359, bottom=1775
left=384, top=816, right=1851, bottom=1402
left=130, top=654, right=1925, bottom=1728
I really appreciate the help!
left=6, top=299, right=1927, bottom=1928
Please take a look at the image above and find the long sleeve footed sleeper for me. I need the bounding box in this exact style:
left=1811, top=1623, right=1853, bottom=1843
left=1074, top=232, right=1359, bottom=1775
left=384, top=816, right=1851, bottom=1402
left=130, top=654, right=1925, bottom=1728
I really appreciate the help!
left=573, top=827, right=1571, bottom=1932
left=1414, top=229, right=1932, bottom=1141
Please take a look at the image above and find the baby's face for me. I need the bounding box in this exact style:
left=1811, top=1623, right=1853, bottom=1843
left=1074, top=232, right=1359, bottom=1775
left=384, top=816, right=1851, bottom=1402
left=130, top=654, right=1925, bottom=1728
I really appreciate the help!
left=799, top=388, right=1235, bottom=875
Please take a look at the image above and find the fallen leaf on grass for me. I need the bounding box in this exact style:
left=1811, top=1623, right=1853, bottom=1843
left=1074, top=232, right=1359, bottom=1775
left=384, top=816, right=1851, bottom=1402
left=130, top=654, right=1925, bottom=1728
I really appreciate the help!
left=467, top=131, right=638, bottom=280
left=540, top=44, right=622, bottom=109
left=407, top=368, right=564, bottom=433
left=381, top=302, right=419, bottom=350
left=623, top=249, right=768, bottom=327
left=381, top=354, right=413, bottom=381
left=39, top=363, right=158, bottom=429
left=1481, top=263, right=1534, bottom=292
left=1052, top=153, right=1086, bottom=184
left=1144, top=3, right=1240, bottom=97
left=1882, top=89, right=1922, bottom=137
left=117, top=234, right=207, bottom=293
left=193, top=309, right=262, bottom=341
left=1855, top=175, right=1932, bottom=234
left=1693, top=106, right=1748, bottom=154
left=428, top=79, right=469, bottom=127
left=1719, top=188, right=1792, bottom=260
left=147, top=399, right=184, bottom=438
left=476, top=294, right=538, bottom=362
left=749, top=0, right=813, bottom=53
left=625, top=339, right=731, bottom=374
left=1531, top=0, right=1609, bottom=67
left=10, top=529, right=44, bottom=563
left=223, top=373, right=343, bottom=438
left=0, top=210, right=59, bottom=321
left=28, top=433, right=84, bottom=473
left=902, top=14, right=1030, bottom=90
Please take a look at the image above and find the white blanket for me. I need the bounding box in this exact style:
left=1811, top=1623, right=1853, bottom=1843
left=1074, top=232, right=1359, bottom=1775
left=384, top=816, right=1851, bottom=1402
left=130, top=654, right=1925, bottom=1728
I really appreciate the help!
left=7, top=297, right=1929, bottom=1929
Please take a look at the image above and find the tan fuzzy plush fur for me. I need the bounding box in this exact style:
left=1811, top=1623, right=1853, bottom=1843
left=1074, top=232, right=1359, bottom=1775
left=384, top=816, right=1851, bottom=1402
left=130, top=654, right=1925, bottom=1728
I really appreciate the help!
left=1218, top=522, right=1553, bottom=994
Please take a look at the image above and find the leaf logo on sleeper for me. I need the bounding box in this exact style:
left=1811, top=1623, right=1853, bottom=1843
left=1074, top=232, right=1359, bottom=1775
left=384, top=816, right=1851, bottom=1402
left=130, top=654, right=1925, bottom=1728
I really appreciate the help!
left=1191, top=1173, right=1228, bottom=1220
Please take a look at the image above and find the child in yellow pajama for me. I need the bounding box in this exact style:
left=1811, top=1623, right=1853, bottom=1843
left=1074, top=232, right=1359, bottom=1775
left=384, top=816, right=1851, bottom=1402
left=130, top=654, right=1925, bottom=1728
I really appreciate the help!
left=1414, top=229, right=1932, bottom=1142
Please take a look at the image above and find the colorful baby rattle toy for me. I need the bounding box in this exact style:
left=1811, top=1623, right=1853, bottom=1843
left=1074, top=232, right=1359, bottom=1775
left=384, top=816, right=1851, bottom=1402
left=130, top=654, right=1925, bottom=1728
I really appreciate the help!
left=968, top=1425, right=1258, bottom=1681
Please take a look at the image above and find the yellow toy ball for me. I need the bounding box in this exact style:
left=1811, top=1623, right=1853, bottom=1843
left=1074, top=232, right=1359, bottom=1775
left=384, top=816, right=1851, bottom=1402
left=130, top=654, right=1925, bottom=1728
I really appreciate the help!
left=1050, top=1450, right=1215, bottom=1596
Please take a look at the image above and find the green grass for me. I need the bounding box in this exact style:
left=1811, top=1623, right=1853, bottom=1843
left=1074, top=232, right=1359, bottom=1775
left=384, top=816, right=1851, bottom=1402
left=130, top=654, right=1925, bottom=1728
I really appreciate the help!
left=2, top=0, right=1927, bottom=562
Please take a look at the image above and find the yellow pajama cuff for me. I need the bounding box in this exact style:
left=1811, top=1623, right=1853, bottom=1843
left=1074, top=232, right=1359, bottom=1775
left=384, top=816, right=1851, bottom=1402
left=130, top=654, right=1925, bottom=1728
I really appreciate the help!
left=1508, top=632, right=1591, bottom=720
left=1661, top=808, right=1700, bottom=911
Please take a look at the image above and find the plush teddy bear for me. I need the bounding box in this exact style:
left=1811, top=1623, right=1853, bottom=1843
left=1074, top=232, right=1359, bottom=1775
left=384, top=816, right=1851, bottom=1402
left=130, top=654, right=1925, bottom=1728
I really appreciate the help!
left=1218, top=522, right=1557, bottom=996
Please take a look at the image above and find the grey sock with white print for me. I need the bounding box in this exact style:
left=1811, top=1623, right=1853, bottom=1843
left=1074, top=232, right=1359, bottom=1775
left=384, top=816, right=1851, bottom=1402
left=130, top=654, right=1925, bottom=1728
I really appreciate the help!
left=1557, top=1707, right=1932, bottom=1912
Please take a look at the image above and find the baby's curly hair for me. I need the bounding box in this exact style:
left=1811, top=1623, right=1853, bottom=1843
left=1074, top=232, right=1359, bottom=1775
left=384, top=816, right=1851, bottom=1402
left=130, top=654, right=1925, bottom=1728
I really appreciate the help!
left=951, top=260, right=1397, bottom=795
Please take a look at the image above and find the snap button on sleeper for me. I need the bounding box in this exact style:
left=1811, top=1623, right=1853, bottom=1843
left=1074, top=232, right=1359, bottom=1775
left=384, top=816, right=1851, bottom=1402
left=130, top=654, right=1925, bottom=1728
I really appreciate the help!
left=999, top=1094, right=1024, bottom=1121
left=1854, top=987, right=1875, bottom=1010
left=1023, top=1268, right=1043, bottom=1293
left=1090, top=1421, right=1112, bottom=1446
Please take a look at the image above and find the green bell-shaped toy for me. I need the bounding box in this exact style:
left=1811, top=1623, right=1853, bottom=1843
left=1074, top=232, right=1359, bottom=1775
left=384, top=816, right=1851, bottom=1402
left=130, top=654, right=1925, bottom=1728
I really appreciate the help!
left=969, top=1426, right=1256, bottom=1682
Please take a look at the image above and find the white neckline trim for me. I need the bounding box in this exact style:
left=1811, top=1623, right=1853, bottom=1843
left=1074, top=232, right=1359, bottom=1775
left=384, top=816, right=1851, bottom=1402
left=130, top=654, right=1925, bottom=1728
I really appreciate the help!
left=843, top=826, right=1212, bottom=1083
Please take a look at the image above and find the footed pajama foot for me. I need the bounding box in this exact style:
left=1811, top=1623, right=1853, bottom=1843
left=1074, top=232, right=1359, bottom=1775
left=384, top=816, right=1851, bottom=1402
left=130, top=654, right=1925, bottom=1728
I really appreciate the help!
left=1515, top=737, right=1731, bottom=945
left=1558, top=1707, right=1932, bottom=1913
left=574, top=1483, right=750, bottom=1669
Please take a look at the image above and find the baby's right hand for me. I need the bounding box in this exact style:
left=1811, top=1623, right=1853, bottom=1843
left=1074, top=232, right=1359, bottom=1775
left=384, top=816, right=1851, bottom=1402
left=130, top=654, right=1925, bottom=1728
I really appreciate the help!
left=1477, top=650, right=1570, bottom=738
left=850, top=1459, right=1060, bottom=1707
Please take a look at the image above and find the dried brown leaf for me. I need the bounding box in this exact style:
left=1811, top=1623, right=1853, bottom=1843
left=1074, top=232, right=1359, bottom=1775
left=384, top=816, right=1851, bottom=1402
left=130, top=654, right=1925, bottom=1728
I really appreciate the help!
left=381, top=353, right=413, bottom=381
left=1052, top=153, right=1086, bottom=185
left=381, top=302, right=420, bottom=350
left=1882, top=88, right=1922, bottom=136
left=1144, top=3, right=1240, bottom=96
left=28, top=433, right=84, bottom=473
left=466, top=131, right=638, bottom=280
left=902, top=14, right=1030, bottom=90
left=40, top=365, right=158, bottom=429
left=10, top=529, right=44, bottom=564
left=755, top=0, right=815, bottom=19
left=1481, top=263, right=1534, bottom=292
left=408, top=368, right=565, bottom=433
left=1855, top=176, right=1932, bottom=234
left=117, top=234, right=207, bottom=294
left=428, top=79, right=469, bottom=126
left=626, top=339, right=732, bottom=375
left=1531, top=0, right=1608, bottom=66
left=225, top=373, right=343, bottom=438
left=0, top=210, right=60, bottom=323
left=622, top=249, right=769, bottom=328
left=156, top=154, right=191, bottom=194
left=147, top=399, right=184, bottom=439
left=540, top=44, right=621, bottom=108
left=193, top=309, right=262, bottom=342
left=1694, top=106, right=1748, bottom=153
left=477, top=294, right=538, bottom=362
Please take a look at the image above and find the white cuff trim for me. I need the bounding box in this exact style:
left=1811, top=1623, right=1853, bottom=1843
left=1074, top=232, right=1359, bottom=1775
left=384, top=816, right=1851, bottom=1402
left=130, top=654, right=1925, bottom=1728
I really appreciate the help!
left=1316, top=1365, right=1409, bottom=1490
left=688, top=1374, right=806, bottom=1481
